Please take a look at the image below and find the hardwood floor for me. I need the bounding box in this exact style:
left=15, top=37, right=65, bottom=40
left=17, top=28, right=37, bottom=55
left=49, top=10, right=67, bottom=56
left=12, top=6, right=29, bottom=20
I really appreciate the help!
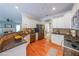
left=26, top=39, right=63, bottom=56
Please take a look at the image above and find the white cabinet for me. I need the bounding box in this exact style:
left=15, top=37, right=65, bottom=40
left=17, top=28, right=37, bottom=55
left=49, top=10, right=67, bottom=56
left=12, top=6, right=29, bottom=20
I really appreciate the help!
left=51, top=34, right=64, bottom=46
left=52, top=12, right=72, bottom=28
left=52, top=17, right=65, bottom=28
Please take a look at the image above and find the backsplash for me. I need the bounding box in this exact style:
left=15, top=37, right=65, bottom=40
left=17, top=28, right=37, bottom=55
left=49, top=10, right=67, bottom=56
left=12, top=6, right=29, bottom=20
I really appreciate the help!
left=52, top=28, right=79, bottom=42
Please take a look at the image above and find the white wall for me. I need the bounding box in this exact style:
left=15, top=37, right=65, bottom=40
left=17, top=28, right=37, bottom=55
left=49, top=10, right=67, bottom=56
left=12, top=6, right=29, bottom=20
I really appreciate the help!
left=22, top=14, right=40, bottom=29
left=52, top=3, right=79, bottom=28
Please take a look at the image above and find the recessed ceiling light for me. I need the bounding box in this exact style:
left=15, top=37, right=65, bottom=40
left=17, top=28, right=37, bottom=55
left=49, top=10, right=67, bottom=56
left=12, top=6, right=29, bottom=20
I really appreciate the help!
left=15, top=6, right=19, bottom=9
left=52, top=7, right=56, bottom=10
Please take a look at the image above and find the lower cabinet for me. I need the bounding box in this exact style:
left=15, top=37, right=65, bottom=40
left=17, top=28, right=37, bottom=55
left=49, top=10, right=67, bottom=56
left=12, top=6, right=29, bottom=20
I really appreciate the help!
left=30, top=33, right=36, bottom=43
left=51, top=34, right=64, bottom=46
left=30, top=28, right=36, bottom=43
left=64, top=47, right=79, bottom=56
left=38, top=32, right=44, bottom=40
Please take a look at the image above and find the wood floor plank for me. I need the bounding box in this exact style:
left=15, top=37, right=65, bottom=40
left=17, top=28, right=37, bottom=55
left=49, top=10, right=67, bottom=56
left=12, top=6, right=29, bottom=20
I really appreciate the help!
left=26, top=39, right=63, bottom=56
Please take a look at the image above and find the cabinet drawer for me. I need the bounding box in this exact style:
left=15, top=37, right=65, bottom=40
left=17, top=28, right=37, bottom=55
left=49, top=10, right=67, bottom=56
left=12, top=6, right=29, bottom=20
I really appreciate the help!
left=64, top=47, right=79, bottom=56
left=71, top=50, right=79, bottom=56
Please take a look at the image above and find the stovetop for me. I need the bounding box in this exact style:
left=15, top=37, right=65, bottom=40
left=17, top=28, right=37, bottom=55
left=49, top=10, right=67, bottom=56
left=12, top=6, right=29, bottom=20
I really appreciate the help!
left=64, top=39, right=79, bottom=51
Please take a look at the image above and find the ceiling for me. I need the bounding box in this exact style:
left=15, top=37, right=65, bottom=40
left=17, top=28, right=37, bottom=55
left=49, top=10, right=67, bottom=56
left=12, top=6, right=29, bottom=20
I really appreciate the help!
left=0, top=3, right=74, bottom=21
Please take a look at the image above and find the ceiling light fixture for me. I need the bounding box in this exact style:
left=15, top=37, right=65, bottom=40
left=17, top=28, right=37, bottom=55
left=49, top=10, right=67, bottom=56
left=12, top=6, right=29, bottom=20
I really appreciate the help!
left=15, top=6, right=19, bottom=9
left=52, top=7, right=56, bottom=10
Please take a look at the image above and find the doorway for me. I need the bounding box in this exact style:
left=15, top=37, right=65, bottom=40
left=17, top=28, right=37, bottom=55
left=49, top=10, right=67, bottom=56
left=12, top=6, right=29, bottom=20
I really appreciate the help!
left=45, top=22, right=52, bottom=41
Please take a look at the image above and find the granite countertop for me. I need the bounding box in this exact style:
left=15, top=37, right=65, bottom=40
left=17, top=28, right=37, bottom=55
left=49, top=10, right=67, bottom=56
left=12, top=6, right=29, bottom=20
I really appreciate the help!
left=0, top=39, right=27, bottom=53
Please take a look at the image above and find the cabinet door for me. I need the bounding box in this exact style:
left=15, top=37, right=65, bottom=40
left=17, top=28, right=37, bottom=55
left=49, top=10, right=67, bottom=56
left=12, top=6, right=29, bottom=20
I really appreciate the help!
left=51, top=34, right=64, bottom=46
left=71, top=49, right=79, bottom=56
left=30, top=34, right=36, bottom=43
left=30, top=29, right=36, bottom=43
left=64, top=47, right=72, bottom=56
left=64, top=47, right=79, bottom=56
left=53, top=18, right=65, bottom=28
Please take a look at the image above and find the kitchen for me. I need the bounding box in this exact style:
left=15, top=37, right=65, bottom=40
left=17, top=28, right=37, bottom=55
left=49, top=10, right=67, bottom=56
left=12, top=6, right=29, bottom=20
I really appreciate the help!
left=0, top=3, right=79, bottom=56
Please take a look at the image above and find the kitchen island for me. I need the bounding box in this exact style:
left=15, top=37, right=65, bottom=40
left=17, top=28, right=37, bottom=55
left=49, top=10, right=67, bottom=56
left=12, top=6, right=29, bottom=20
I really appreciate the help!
left=0, top=31, right=29, bottom=53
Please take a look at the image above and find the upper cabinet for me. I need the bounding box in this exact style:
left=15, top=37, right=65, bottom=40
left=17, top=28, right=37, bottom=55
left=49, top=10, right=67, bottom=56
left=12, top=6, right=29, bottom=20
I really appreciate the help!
left=52, top=12, right=72, bottom=28
left=52, top=17, right=66, bottom=28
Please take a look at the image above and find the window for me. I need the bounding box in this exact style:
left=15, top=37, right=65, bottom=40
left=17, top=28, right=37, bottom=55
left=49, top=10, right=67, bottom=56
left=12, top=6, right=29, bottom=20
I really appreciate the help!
left=16, top=25, right=21, bottom=32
